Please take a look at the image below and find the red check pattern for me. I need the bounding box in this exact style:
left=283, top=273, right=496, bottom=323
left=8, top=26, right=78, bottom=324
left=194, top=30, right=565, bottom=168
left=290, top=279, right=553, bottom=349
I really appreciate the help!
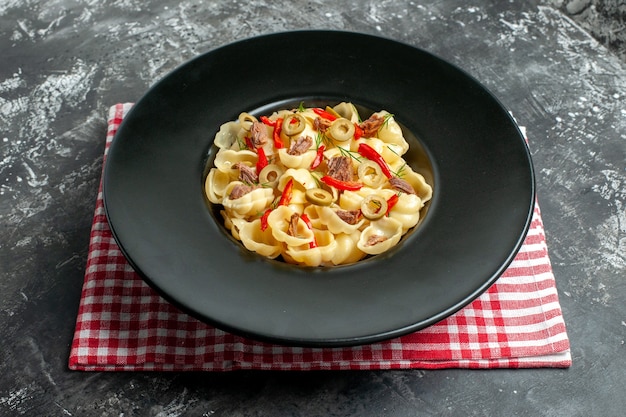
left=68, top=104, right=571, bottom=371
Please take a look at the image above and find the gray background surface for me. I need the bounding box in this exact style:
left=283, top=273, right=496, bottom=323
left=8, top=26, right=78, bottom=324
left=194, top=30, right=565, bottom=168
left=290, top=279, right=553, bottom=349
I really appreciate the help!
left=1, top=1, right=625, bottom=416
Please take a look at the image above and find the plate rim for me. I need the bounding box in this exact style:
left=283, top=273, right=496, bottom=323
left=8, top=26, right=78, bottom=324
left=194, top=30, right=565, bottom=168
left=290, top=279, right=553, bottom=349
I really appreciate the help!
left=103, top=30, right=536, bottom=347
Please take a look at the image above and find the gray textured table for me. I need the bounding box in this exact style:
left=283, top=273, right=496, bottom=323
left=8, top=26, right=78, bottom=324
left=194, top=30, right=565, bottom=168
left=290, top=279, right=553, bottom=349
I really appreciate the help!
left=1, top=1, right=625, bottom=416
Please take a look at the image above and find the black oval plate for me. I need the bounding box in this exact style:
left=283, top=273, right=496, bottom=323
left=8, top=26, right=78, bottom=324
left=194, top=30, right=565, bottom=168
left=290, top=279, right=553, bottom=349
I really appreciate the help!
left=103, top=30, right=535, bottom=347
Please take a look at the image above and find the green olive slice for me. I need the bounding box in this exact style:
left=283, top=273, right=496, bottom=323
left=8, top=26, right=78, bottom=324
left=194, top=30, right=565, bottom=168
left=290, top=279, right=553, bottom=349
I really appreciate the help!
left=282, top=113, right=307, bottom=136
left=357, top=160, right=386, bottom=188
left=328, top=118, right=355, bottom=142
left=360, top=194, right=388, bottom=220
left=332, top=102, right=359, bottom=122
left=305, top=188, right=333, bottom=206
left=258, top=164, right=284, bottom=187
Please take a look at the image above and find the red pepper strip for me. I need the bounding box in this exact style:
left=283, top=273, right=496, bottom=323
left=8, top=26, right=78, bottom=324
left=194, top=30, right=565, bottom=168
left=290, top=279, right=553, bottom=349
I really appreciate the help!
left=273, top=117, right=284, bottom=149
left=260, top=208, right=272, bottom=231
left=357, top=142, right=393, bottom=179
left=386, top=194, right=399, bottom=215
left=278, top=178, right=294, bottom=206
left=310, top=145, right=325, bottom=170
left=299, top=213, right=317, bottom=248
left=256, top=147, right=268, bottom=173
left=353, top=123, right=364, bottom=141
left=244, top=135, right=255, bottom=151
left=320, top=175, right=363, bottom=191
left=312, top=108, right=338, bottom=121
left=260, top=116, right=276, bottom=127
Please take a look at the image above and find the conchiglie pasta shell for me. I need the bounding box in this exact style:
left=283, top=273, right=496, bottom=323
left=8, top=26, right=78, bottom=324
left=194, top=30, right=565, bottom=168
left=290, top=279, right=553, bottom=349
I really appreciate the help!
left=332, top=102, right=360, bottom=123
left=375, top=111, right=409, bottom=154
left=229, top=216, right=241, bottom=240
left=388, top=193, right=423, bottom=232
left=315, top=206, right=365, bottom=235
left=299, top=109, right=320, bottom=126
left=381, top=143, right=405, bottom=164
left=271, top=109, right=293, bottom=119
left=277, top=148, right=317, bottom=170
left=303, top=205, right=325, bottom=230
left=214, top=149, right=258, bottom=174
left=331, top=232, right=367, bottom=265
left=222, top=184, right=274, bottom=218
left=220, top=210, right=233, bottom=232
left=322, top=147, right=344, bottom=160
left=284, top=245, right=323, bottom=267
left=284, top=202, right=305, bottom=215
left=388, top=159, right=407, bottom=176
left=214, top=121, right=242, bottom=149
left=231, top=218, right=282, bottom=259
left=205, top=168, right=231, bottom=204
left=278, top=168, right=318, bottom=194
left=355, top=187, right=395, bottom=200
left=402, top=168, right=433, bottom=203
left=285, top=188, right=308, bottom=205
left=351, top=137, right=380, bottom=155
left=324, top=138, right=353, bottom=154
left=338, top=190, right=366, bottom=210
left=357, top=216, right=403, bottom=255
left=285, top=230, right=337, bottom=266
left=268, top=206, right=315, bottom=247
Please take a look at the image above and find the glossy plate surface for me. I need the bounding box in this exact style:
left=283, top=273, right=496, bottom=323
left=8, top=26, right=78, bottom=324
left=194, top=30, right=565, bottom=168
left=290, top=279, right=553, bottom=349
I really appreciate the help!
left=104, top=31, right=535, bottom=347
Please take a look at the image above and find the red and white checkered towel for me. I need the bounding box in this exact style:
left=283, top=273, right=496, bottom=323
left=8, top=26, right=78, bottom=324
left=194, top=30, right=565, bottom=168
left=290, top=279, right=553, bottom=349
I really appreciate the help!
left=68, top=103, right=571, bottom=371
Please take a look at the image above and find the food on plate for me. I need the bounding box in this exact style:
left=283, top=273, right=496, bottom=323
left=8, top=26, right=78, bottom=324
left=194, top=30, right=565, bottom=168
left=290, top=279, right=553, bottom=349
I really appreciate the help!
left=204, top=102, right=432, bottom=266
